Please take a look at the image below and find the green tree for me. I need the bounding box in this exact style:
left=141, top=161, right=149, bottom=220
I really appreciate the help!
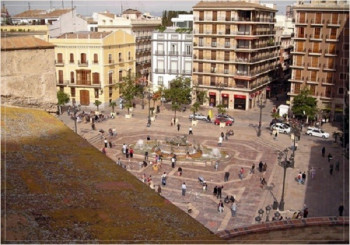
left=117, top=74, right=140, bottom=115
left=93, top=100, right=102, bottom=111
left=190, top=88, right=208, bottom=120
left=217, top=104, right=227, bottom=115
left=57, top=90, right=70, bottom=115
left=163, top=76, right=192, bottom=119
left=190, top=102, right=200, bottom=120
left=292, top=88, right=318, bottom=123
left=109, top=101, right=117, bottom=113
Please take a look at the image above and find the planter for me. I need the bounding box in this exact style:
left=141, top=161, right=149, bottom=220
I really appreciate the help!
left=220, top=122, right=226, bottom=128
left=125, top=114, right=132, bottom=119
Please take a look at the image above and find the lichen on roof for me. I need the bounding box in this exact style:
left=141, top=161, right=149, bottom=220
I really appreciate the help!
left=1, top=106, right=221, bottom=243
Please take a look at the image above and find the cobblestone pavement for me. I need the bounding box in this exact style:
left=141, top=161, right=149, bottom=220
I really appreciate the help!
left=57, top=99, right=348, bottom=233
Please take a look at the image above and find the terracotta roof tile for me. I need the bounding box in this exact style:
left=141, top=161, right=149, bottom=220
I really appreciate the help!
left=123, top=9, right=142, bottom=15
left=13, top=9, right=46, bottom=18
left=13, top=8, right=72, bottom=18
left=99, top=12, right=115, bottom=19
left=1, top=36, right=54, bottom=51
left=56, top=31, right=112, bottom=39
left=193, top=1, right=277, bottom=11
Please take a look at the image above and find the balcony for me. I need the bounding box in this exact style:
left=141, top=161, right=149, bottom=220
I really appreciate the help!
left=92, top=61, right=99, bottom=65
left=309, top=34, right=323, bottom=41
left=56, top=80, right=67, bottom=86
left=169, top=51, right=179, bottom=56
left=155, top=68, right=165, bottom=74
left=294, top=34, right=307, bottom=40
left=183, top=52, right=192, bottom=57
left=154, top=50, right=165, bottom=56
left=169, top=69, right=179, bottom=74
left=295, top=20, right=308, bottom=26
left=291, top=48, right=306, bottom=54
left=308, top=49, right=322, bottom=56
left=118, top=58, right=124, bottom=63
left=325, top=35, right=338, bottom=42
left=327, top=19, right=341, bottom=27
left=323, top=64, right=336, bottom=72
left=310, top=19, right=324, bottom=26
left=78, top=60, right=89, bottom=67
left=107, top=60, right=114, bottom=65
left=182, top=70, right=192, bottom=75
left=74, top=81, right=100, bottom=88
left=211, top=42, right=217, bottom=47
left=55, top=60, right=64, bottom=66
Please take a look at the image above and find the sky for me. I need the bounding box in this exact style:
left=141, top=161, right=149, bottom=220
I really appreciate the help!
left=4, top=0, right=295, bottom=17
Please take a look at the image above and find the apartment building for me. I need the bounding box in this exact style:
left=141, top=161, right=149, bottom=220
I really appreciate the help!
left=50, top=30, right=136, bottom=108
left=192, top=1, right=279, bottom=110
left=290, top=0, right=349, bottom=121
left=97, top=9, right=161, bottom=81
left=152, top=14, right=193, bottom=91
left=10, top=8, right=88, bottom=38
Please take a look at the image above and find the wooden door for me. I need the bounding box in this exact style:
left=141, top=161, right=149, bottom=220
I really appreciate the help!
left=332, top=13, right=338, bottom=24
left=199, top=50, right=203, bottom=59
left=328, top=58, right=334, bottom=68
left=316, top=13, right=321, bottom=24
left=80, top=90, right=90, bottom=106
left=58, top=70, right=63, bottom=84
left=226, top=11, right=231, bottom=21
left=199, top=11, right=204, bottom=21
left=212, top=11, right=217, bottom=21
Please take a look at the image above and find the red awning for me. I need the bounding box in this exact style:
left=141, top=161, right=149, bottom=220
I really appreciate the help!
left=222, top=93, right=229, bottom=97
left=209, top=92, right=216, bottom=96
left=234, top=95, right=246, bottom=99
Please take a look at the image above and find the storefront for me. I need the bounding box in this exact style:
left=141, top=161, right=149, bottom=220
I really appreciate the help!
left=234, top=94, right=246, bottom=110
left=209, top=92, right=216, bottom=107
left=222, top=93, right=229, bottom=108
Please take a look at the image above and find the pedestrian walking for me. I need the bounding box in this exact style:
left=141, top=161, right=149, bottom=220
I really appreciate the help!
left=225, top=132, right=228, bottom=140
left=263, top=163, right=267, bottom=172
left=213, top=186, right=218, bottom=196
left=218, top=200, right=224, bottom=213
left=338, top=204, right=344, bottom=216
left=161, top=172, right=167, bottom=186
left=171, top=157, right=176, bottom=168
left=144, top=151, right=148, bottom=161
left=250, top=164, right=255, bottom=174
left=157, top=185, right=161, bottom=194
left=181, top=182, right=186, bottom=196
left=177, top=123, right=181, bottom=131
left=303, top=208, right=309, bottom=218
left=116, top=157, right=121, bottom=165
left=258, top=161, right=263, bottom=172
left=221, top=132, right=224, bottom=139
left=328, top=153, right=333, bottom=162
left=108, top=141, right=112, bottom=148
left=129, top=148, right=134, bottom=158
left=330, top=163, right=334, bottom=175
left=297, top=172, right=302, bottom=184
left=218, top=136, right=223, bottom=146
left=102, top=147, right=106, bottom=154
left=104, top=138, right=108, bottom=148
left=217, top=185, right=223, bottom=199
left=122, top=143, right=127, bottom=154
left=125, top=148, right=129, bottom=158
left=189, top=126, right=193, bottom=135
left=239, top=168, right=244, bottom=180
left=214, top=161, right=219, bottom=171
left=231, top=202, right=237, bottom=217
left=224, top=171, right=230, bottom=182
left=322, top=147, right=326, bottom=157
left=302, top=171, right=306, bottom=184
left=178, top=167, right=182, bottom=176
left=91, top=123, right=95, bottom=130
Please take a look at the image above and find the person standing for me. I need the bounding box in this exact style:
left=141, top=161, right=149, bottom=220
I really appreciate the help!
left=213, top=186, right=218, bottom=196
left=322, top=147, right=326, bottom=157
left=221, top=132, right=224, bottom=139
left=217, top=185, right=223, bottom=199
left=102, top=147, right=106, bottom=154
left=250, top=164, right=255, bottom=174
left=129, top=148, right=134, bottom=158
left=303, top=208, right=309, bottom=218
left=108, top=141, right=112, bottom=148
left=231, top=202, right=237, bottom=217
left=239, top=168, right=244, bottom=180
left=189, top=126, right=193, bottom=135
left=177, top=123, right=181, bottom=131
left=224, top=171, right=230, bottom=182
left=171, top=157, right=176, bottom=168
left=338, top=204, right=344, bottom=216
left=302, top=171, right=306, bottom=184
left=161, top=172, right=167, bottom=186
left=214, top=161, right=219, bottom=171
left=125, top=147, right=129, bottom=159
left=116, top=158, right=121, bottom=166
left=328, top=153, right=333, bottom=162
left=144, top=151, right=148, bottom=161
left=104, top=138, right=108, bottom=148
left=218, top=136, right=223, bottom=146
left=122, top=143, right=127, bottom=154
left=330, top=163, right=334, bottom=175
left=258, top=161, right=263, bottom=172
left=181, top=182, right=187, bottom=196
left=218, top=200, right=224, bottom=213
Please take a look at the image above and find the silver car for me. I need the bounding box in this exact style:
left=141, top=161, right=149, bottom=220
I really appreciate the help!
left=189, top=113, right=209, bottom=121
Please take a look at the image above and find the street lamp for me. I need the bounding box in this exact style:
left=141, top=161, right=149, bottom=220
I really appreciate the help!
left=72, top=101, right=78, bottom=133
left=265, top=205, right=271, bottom=222
left=147, top=87, right=152, bottom=127
left=216, top=82, right=224, bottom=106
left=277, top=148, right=294, bottom=211
left=257, top=94, right=266, bottom=137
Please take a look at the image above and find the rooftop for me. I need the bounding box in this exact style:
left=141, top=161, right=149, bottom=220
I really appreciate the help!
left=99, top=11, right=115, bottom=19
left=1, top=106, right=220, bottom=242
left=193, top=1, right=277, bottom=11
left=123, top=8, right=142, bottom=15
left=1, top=36, right=54, bottom=51
left=56, top=31, right=112, bottom=39
left=12, top=8, right=72, bottom=18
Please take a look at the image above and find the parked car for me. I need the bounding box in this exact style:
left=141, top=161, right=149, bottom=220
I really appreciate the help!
left=214, top=117, right=233, bottom=126
left=189, top=113, right=209, bottom=121
left=270, top=122, right=290, bottom=130
left=271, top=123, right=291, bottom=134
left=216, top=114, right=235, bottom=123
left=306, top=127, right=329, bottom=138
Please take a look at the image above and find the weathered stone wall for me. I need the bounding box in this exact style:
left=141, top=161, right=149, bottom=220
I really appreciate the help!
left=1, top=48, right=57, bottom=112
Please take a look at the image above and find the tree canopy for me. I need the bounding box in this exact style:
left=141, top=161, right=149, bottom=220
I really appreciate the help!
left=163, top=76, right=192, bottom=118
left=57, top=90, right=70, bottom=115
left=117, top=74, right=142, bottom=115
left=291, top=88, right=318, bottom=121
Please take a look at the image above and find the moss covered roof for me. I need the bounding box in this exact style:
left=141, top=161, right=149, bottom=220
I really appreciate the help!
left=1, top=106, right=221, bottom=243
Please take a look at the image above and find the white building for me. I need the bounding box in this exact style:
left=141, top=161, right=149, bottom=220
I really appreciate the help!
left=151, top=15, right=193, bottom=91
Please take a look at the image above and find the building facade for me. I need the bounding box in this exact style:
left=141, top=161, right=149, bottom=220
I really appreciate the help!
left=11, top=8, right=88, bottom=38
left=289, top=1, right=349, bottom=121
left=97, top=9, right=161, bottom=80
left=50, top=30, right=136, bottom=108
left=1, top=36, right=57, bottom=111
left=192, top=1, right=279, bottom=110
left=151, top=15, right=193, bottom=91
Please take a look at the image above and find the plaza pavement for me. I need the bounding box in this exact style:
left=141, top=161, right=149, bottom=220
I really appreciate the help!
left=57, top=99, right=348, bottom=234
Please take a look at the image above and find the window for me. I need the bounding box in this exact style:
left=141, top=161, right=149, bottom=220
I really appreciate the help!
left=210, top=76, right=216, bottom=86
left=119, top=70, right=123, bottom=82
left=109, top=87, right=112, bottom=98
left=108, top=54, right=112, bottom=63
left=199, top=24, right=203, bottom=34
left=211, top=64, right=216, bottom=73
left=170, top=44, right=177, bottom=55
left=310, top=71, right=317, bottom=81
left=225, top=38, right=230, bottom=48
left=328, top=43, right=336, bottom=54
left=298, top=27, right=305, bottom=38
left=296, top=41, right=304, bottom=52
left=211, top=50, right=216, bottom=60
left=294, top=83, right=301, bottom=93
left=341, top=58, right=348, bottom=66
left=199, top=11, right=204, bottom=21
left=311, top=57, right=318, bottom=67
left=225, top=25, right=230, bottom=35
left=224, top=77, right=228, bottom=86
left=69, top=53, right=74, bottom=63
left=211, top=38, right=217, bottom=47
left=76, top=70, right=91, bottom=85
left=109, top=72, right=113, bottom=84
left=57, top=53, right=63, bottom=63
left=212, top=24, right=217, bottom=34
left=93, top=54, right=98, bottom=64
left=314, top=28, right=321, bottom=39
left=58, top=70, right=63, bottom=83
left=71, top=88, right=75, bottom=97
left=315, top=13, right=322, bottom=24
left=199, top=37, right=203, bottom=46
left=94, top=88, right=99, bottom=98
left=296, top=55, right=303, bottom=66
left=309, top=85, right=316, bottom=95
left=224, top=51, right=230, bottom=61
left=330, top=28, right=337, bottom=39
left=128, top=51, right=131, bottom=60
left=212, top=11, right=217, bottom=21
left=118, top=52, right=122, bottom=62
left=198, top=63, right=203, bottom=72
left=326, top=72, right=333, bottom=83
left=185, top=45, right=191, bottom=55
left=70, top=71, right=74, bottom=83
left=313, top=42, right=320, bottom=53
left=158, top=76, right=163, bottom=85
left=299, top=12, right=306, bottom=23
left=328, top=58, right=334, bottom=69
left=92, top=72, right=100, bottom=84
left=224, top=64, right=229, bottom=74
left=332, top=13, right=338, bottom=24
left=80, top=53, right=87, bottom=64
left=338, top=87, right=344, bottom=95
left=295, top=70, right=301, bottom=80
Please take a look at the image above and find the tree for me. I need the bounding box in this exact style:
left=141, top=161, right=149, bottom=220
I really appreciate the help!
left=117, top=74, right=140, bottom=115
left=163, top=76, right=192, bottom=119
left=190, top=102, right=200, bottom=120
left=217, top=104, right=227, bottom=115
left=291, top=88, right=318, bottom=123
left=94, top=100, right=102, bottom=111
left=190, top=87, right=208, bottom=120
left=57, top=90, right=70, bottom=115
left=109, top=101, right=117, bottom=113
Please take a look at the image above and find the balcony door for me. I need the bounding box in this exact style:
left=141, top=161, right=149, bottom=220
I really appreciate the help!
left=80, top=90, right=90, bottom=106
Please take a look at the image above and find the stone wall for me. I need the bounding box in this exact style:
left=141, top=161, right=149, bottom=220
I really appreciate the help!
left=1, top=48, right=57, bottom=112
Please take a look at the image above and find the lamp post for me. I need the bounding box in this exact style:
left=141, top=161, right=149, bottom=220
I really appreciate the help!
left=277, top=148, right=294, bottom=211
left=216, top=82, right=224, bottom=106
left=265, top=205, right=271, bottom=222
left=257, top=94, right=266, bottom=137
left=72, top=101, right=78, bottom=133
left=147, top=87, right=152, bottom=127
